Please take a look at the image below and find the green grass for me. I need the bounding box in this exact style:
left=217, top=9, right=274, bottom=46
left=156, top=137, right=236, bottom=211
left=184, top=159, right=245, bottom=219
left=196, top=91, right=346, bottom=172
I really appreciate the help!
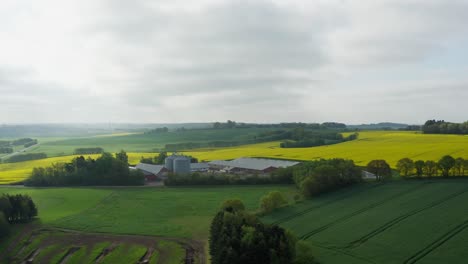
left=65, top=246, right=88, bottom=264
left=0, top=186, right=295, bottom=239
left=157, top=240, right=185, bottom=264
left=263, top=179, right=468, bottom=264
left=101, top=244, right=147, bottom=264
left=0, top=188, right=112, bottom=222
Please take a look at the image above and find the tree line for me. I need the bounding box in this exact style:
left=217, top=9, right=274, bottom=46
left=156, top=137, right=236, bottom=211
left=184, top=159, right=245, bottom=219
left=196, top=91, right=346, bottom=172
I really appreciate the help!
left=144, top=127, right=169, bottom=134
left=74, top=147, right=104, bottom=155
left=396, top=155, right=468, bottom=178
left=0, top=194, right=38, bottom=239
left=0, top=138, right=38, bottom=154
left=422, top=120, right=468, bottom=135
left=209, top=199, right=317, bottom=264
left=212, top=120, right=346, bottom=130
left=164, top=171, right=292, bottom=186
left=25, top=151, right=144, bottom=186
left=5, top=153, right=47, bottom=163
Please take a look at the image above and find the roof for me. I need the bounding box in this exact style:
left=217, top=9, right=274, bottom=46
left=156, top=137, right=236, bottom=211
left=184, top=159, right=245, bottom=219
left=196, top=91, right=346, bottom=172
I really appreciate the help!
left=191, top=163, right=209, bottom=170
left=208, top=158, right=299, bottom=171
left=136, top=163, right=166, bottom=175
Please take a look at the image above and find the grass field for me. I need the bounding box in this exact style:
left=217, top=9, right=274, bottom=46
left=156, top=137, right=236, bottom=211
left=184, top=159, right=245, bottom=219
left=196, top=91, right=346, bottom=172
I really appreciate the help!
left=0, top=186, right=296, bottom=239
left=27, top=128, right=269, bottom=157
left=184, top=131, right=468, bottom=166
left=262, top=179, right=468, bottom=264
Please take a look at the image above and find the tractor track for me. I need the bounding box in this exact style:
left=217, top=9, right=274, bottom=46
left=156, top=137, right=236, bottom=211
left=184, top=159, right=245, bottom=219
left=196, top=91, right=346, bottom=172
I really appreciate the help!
left=347, top=187, right=468, bottom=249
left=301, top=183, right=429, bottom=240
left=403, top=218, right=468, bottom=264
left=272, top=183, right=386, bottom=225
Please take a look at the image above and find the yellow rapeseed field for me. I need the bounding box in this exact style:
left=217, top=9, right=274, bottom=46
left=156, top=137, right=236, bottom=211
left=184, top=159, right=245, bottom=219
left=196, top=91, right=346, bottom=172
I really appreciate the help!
left=0, top=131, right=466, bottom=184
left=184, top=131, right=468, bottom=166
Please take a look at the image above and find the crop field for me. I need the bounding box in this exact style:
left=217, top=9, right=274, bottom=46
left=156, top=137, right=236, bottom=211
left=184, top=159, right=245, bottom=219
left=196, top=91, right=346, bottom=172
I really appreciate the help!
left=0, top=186, right=295, bottom=239
left=2, top=229, right=192, bottom=264
left=184, top=131, right=468, bottom=167
left=262, top=179, right=468, bottom=264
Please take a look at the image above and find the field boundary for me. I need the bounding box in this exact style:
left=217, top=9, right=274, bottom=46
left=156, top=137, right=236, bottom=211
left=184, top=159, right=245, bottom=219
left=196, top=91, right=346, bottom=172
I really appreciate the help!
left=301, top=183, right=429, bottom=240
left=403, top=218, right=468, bottom=264
left=347, top=187, right=468, bottom=248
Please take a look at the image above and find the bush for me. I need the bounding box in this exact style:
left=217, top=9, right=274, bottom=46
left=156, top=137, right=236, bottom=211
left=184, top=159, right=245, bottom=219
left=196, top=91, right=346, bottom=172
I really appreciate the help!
left=293, top=241, right=318, bottom=264
left=0, top=212, right=10, bottom=238
left=260, top=191, right=288, bottom=214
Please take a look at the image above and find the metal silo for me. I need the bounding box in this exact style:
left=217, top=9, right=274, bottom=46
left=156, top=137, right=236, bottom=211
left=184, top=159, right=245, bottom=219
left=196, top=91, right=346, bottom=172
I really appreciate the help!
left=165, top=155, right=176, bottom=171
left=173, top=157, right=190, bottom=175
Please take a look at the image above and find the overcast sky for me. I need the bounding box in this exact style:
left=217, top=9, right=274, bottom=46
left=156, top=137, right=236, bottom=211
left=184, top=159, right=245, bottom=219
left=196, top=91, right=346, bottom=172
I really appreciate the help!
left=0, top=0, right=467, bottom=124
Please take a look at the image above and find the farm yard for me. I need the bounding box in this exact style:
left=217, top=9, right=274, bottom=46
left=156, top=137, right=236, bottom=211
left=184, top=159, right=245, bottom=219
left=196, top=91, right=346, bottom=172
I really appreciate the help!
left=262, top=179, right=468, bottom=264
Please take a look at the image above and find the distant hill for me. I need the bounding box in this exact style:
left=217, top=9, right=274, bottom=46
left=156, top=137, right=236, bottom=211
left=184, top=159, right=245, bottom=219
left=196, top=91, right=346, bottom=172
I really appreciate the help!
left=347, top=122, right=411, bottom=130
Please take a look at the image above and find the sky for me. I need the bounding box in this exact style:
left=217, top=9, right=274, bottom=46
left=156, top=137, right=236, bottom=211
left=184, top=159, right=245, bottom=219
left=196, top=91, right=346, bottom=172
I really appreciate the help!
left=0, top=0, right=467, bottom=124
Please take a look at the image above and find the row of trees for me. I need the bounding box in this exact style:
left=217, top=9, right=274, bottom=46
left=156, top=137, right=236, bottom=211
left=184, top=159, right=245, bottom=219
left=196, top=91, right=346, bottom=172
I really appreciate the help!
left=422, top=120, right=468, bottom=135
left=74, top=147, right=104, bottom=155
left=144, top=127, right=169, bottom=134
left=0, top=147, right=13, bottom=154
left=280, top=159, right=362, bottom=197
left=5, top=153, right=47, bottom=163
left=25, top=151, right=144, bottom=186
left=397, top=156, right=468, bottom=177
left=209, top=199, right=317, bottom=264
left=164, top=172, right=292, bottom=186
left=0, top=194, right=38, bottom=239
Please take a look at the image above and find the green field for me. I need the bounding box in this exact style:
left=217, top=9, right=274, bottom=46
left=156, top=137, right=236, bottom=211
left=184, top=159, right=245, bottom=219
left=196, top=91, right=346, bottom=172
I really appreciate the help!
left=185, top=131, right=468, bottom=166
left=0, top=186, right=295, bottom=239
left=28, top=128, right=268, bottom=157
left=263, top=179, right=468, bottom=264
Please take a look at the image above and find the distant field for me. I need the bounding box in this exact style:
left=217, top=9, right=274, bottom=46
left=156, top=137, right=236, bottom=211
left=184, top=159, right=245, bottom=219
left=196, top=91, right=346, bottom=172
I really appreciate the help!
left=0, top=186, right=295, bottom=239
left=0, top=152, right=156, bottom=184
left=28, top=128, right=269, bottom=157
left=262, top=179, right=468, bottom=264
left=184, top=131, right=468, bottom=166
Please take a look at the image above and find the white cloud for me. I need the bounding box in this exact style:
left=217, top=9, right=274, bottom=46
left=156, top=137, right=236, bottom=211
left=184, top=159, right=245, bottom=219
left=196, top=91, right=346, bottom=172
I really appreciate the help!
left=0, top=0, right=467, bottom=123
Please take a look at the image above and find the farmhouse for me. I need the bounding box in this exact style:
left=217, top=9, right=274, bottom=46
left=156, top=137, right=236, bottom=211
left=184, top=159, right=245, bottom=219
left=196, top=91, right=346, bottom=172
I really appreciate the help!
left=134, top=163, right=169, bottom=181
left=362, top=170, right=377, bottom=180
left=208, top=157, right=300, bottom=174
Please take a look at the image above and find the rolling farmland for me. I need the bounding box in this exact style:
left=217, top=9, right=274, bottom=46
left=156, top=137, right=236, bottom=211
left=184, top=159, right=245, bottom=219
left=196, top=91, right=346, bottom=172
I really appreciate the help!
left=1, top=131, right=466, bottom=184
left=262, top=179, right=468, bottom=264
left=185, top=131, right=468, bottom=166
left=0, top=185, right=295, bottom=263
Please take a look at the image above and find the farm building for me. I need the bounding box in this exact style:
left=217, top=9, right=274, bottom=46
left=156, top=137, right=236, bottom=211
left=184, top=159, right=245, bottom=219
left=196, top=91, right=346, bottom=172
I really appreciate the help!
left=135, top=163, right=169, bottom=181
left=362, top=170, right=377, bottom=180
left=191, top=163, right=209, bottom=172
left=208, top=157, right=300, bottom=174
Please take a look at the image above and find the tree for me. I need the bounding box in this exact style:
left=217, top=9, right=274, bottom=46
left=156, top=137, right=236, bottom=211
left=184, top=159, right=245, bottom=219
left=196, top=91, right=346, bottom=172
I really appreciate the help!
left=396, top=158, right=415, bottom=177
left=260, top=191, right=288, bottom=214
left=453, top=158, right=465, bottom=176
left=0, top=212, right=10, bottom=238
left=115, top=150, right=128, bottom=165
left=438, top=155, right=456, bottom=177
left=293, top=241, right=318, bottom=264
left=221, top=199, right=245, bottom=212
left=155, top=152, right=168, bottom=165
left=367, top=160, right=392, bottom=181
left=423, top=160, right=438, bottom=177
left=414, top=160, right=425, bottom=177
